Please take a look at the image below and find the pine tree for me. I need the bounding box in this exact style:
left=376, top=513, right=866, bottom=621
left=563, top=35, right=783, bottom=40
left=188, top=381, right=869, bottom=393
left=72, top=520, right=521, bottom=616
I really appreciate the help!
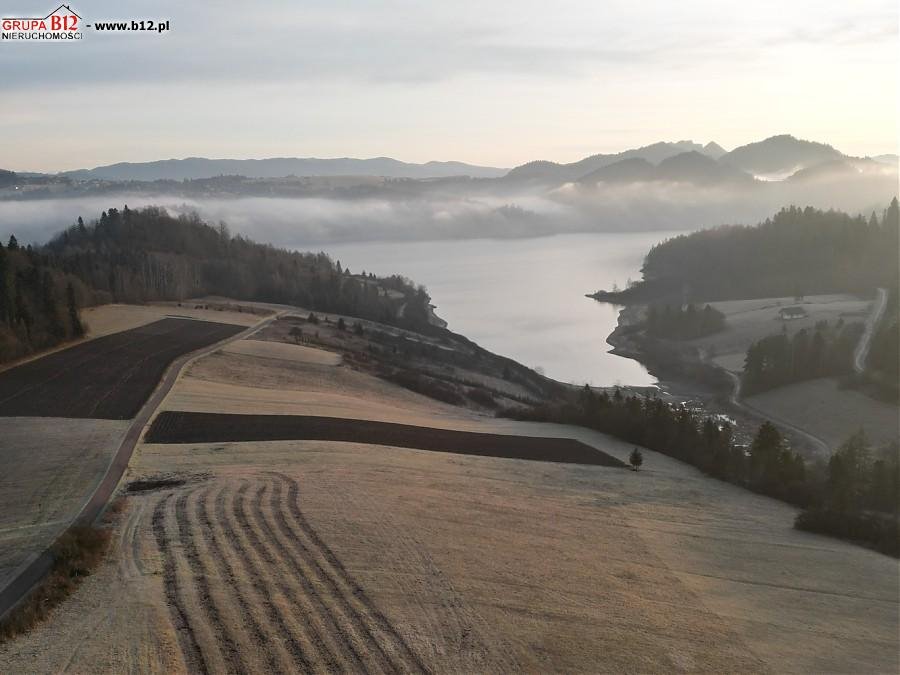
left=629, top=447, right=643, bottom=471
left=66, top=282, right=84, bottom=337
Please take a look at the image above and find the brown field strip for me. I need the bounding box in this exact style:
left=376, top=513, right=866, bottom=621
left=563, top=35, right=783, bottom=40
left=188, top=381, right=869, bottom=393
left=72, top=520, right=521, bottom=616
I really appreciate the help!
left=146, top=412, right=626, bottom=467
left=151, top=475, right=428, bottom=674
left=0, top=318, right=244, bottom=419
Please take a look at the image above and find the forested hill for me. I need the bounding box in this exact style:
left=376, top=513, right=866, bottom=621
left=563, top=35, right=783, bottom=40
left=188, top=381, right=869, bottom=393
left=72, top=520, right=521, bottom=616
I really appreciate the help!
left=593, top=199, right=899, bottom=303
left=0, top=205, right=433, bottom=362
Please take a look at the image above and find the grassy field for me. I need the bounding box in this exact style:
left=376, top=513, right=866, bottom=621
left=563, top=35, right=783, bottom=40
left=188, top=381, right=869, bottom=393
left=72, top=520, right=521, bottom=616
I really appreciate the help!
left=747, top=378, right=899, bottom=449
left=80, top=302, right=262, bottom=338
left=697, top=294, right=871, bottom=372
left=0, top=417, right=128, bottom=589
left=1, top=335, right=895, bottom=672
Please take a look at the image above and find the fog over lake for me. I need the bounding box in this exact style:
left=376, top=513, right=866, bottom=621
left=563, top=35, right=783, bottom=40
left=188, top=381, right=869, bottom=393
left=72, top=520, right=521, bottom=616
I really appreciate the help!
left=321, top=233, right=669, bottom=387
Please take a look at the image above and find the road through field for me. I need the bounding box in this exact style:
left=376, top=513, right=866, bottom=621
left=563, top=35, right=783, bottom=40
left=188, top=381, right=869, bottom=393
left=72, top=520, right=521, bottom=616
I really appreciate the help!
left=719, top=289, right=888, bottom=456
left=723, top=368, right=830, bottom=455
left=0, top=313, right=278, bottom=622
left=853, top=287, right=887, bottom=374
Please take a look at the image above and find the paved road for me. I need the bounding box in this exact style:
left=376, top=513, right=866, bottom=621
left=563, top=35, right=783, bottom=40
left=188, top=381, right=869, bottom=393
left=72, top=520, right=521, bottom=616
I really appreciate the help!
left=722, top=368, right=830, bottom=456
left=0, top=313, right=276, bottom=621
left=853, top=287, right=887, bottom=374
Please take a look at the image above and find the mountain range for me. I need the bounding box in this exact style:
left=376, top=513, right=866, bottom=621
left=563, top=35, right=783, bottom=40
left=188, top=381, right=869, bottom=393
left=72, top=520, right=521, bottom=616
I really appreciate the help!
left=59, top=157, right=509, bottom=181
left=7, top=135, right=897, bottom=189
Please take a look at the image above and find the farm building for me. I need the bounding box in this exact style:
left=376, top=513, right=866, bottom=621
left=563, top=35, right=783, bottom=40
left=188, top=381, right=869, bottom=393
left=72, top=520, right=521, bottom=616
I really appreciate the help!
left=778, top=306, right=808, bottom=320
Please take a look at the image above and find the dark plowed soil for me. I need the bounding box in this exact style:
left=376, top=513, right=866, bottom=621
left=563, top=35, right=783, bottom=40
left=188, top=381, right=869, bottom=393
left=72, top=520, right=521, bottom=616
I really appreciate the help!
left=127, top=478, right=187, bottom=493
left=147, top=412, right=626, bottom=467
left=0, top=319, right=244, bottom=419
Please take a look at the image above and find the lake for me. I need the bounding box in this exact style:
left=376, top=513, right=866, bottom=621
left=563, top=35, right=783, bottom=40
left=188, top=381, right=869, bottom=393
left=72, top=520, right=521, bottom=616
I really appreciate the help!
left=320, top=232, right=674, bottom=387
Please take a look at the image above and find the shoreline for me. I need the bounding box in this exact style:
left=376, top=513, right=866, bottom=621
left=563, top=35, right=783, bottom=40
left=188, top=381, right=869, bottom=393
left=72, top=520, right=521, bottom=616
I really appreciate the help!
left=604, top=303, right=731, bottom=403
left=598, top=299, right=842, bottom=456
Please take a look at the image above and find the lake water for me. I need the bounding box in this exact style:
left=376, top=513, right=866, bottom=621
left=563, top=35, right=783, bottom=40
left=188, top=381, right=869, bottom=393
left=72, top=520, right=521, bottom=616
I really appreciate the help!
left=321, top=232, right=674, bottom=387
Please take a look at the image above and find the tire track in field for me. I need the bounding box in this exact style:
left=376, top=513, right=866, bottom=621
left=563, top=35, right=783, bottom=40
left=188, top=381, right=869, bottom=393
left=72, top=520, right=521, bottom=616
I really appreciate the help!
left=263, top=477, right=399, bottom=674
left=270, top=472, right=430, bottom=675
left=151, top=494, right=208, bottom=675
left=239, top=481, right=370, bottom=673
left=213, top=484, right=320, bottom=673
left=193, top=486, right=291, bottom=674
left=304, top=471, right=521, bottom=672
left=173, top=492, right=246, bottom=675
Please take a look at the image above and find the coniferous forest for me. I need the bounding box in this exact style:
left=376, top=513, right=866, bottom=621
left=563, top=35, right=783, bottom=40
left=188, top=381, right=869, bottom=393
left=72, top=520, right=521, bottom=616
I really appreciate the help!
left=742, top=319, right=863, bottom=394
left=0, top=205, right=434, bottom=362
left=645, top=303, right=726, bottom=340
left=597, top=200, right=900, bottom=303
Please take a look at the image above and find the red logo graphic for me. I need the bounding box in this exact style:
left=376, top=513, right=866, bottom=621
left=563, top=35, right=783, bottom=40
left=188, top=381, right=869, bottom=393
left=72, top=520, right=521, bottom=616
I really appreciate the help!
left=2, top=4, right=82, bottom=40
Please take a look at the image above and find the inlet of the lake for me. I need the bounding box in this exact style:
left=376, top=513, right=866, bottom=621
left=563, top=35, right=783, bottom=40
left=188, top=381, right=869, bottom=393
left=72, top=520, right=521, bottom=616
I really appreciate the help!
left=323, top=232, right=676, bottom=388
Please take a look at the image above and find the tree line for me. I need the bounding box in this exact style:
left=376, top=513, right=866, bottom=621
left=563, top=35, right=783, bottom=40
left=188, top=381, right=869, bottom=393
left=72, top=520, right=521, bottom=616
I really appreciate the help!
left=504, top=387, right=898, bottom=556
left=598, top=199, right=900, bottom=303
left=645, top=303, right=726, bottom=340
left=0, top=205, right=436, bottom=363
left=796, top=432, right=898, bottom=556
left=0, top=236, right=91, bottom=362
left=505, top=387, right=807, bottom=504
left=742, top=319, right=862, bottom=395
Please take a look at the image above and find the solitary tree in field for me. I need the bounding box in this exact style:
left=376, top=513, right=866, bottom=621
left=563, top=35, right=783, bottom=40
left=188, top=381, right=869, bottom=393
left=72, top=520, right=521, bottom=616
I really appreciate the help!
left=289, top=326, right=303, bottom=344
left=66, top=282, right=84, bottom=337
left=629, top=447, right=643, bottom=471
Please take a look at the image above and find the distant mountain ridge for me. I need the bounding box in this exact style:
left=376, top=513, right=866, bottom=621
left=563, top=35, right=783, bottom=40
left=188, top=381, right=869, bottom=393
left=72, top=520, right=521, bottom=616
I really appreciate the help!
left=505, top=140, right=722, bottom=182
left=578, top=151, right=753, bottom=186
left=60, top=157, right=509, bottom=181
left=510, top=134, right=893, bottom=187
left=720, top=135, right=843, bottom=177
left=20, top=134, right=896, bottom=188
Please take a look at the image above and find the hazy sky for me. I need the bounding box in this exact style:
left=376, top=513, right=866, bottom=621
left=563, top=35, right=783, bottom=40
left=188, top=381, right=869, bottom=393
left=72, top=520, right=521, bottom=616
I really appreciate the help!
left=2, top=0, right=897, bottom=172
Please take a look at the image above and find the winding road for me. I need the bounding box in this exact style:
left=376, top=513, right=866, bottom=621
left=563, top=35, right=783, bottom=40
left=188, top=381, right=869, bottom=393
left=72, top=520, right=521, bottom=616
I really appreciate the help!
left=853, top=287, right=887, bottom=374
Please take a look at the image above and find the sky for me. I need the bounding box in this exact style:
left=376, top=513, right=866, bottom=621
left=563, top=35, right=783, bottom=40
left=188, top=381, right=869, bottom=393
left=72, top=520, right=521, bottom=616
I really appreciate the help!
left=1, top=0, right=897, bottom=172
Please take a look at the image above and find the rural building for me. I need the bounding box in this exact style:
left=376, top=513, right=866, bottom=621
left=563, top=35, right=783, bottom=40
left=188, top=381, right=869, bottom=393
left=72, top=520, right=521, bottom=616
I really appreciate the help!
left=778, top=306, right=808, bottom=320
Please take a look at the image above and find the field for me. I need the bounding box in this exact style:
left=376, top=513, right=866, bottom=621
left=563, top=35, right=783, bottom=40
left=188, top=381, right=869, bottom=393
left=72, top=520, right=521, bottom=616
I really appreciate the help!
left=2, top=434, right=897, bottom=672
left=747, top=378, right=899, bottom=449
left=698, top=294, right=872, bottom=373
left=80, top=302, right=264, bottom=339
left=146, top=411, right=625, bottom=466
left=0, top=305, right=260, bottom=629
left=1, top=332, right=895, bottom=673
left=0, top=417, right=129, bottom=588
left=0, top=319, right=245, bottom=419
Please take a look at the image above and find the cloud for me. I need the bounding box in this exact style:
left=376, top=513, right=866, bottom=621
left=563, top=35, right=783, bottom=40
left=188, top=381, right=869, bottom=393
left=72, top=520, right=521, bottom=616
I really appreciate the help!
left=9, top=0, right=894, bottom=92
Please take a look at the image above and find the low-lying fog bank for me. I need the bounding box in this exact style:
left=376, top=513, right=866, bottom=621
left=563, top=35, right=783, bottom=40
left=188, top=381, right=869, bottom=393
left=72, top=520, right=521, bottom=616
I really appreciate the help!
left=0, top=167, right=895, bottom=247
